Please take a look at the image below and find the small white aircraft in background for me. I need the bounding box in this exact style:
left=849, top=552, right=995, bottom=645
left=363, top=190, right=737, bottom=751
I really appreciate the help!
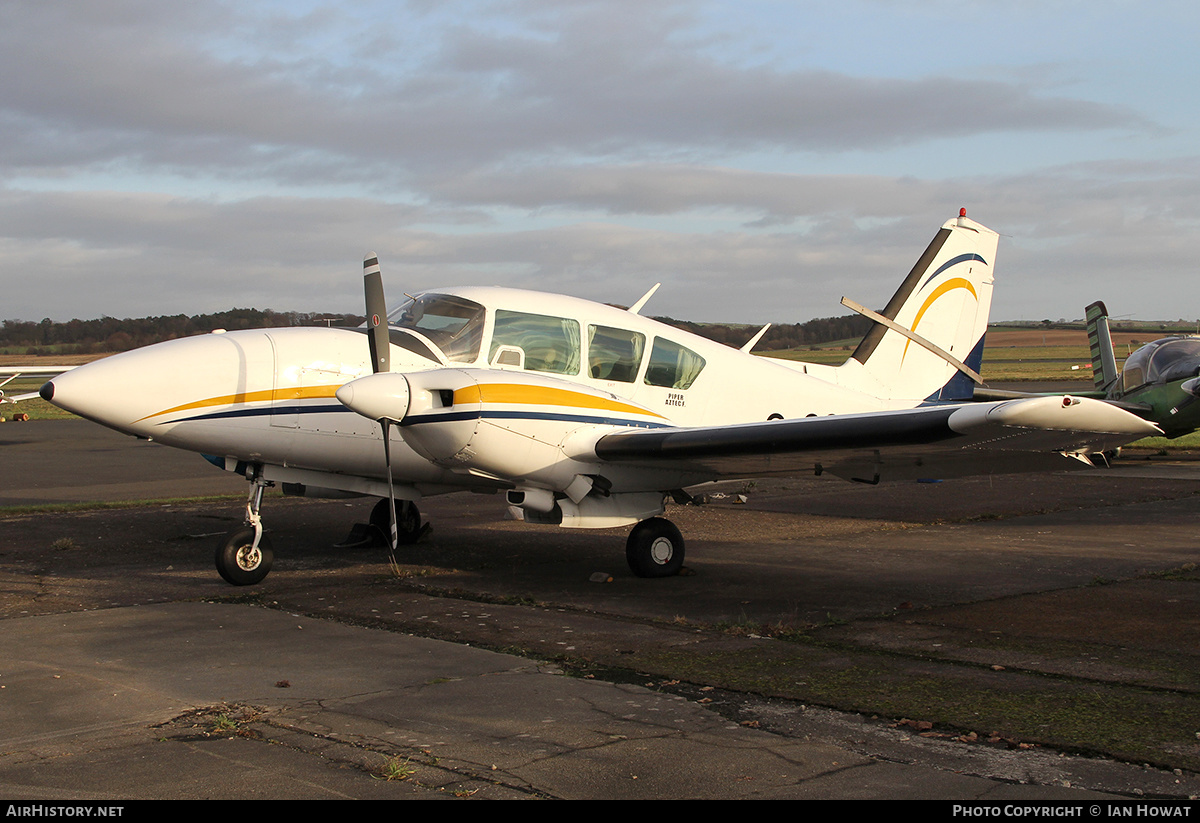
left=41, top=211, right=1159, bottom=585
left=1, top=366, right=74, bottom=405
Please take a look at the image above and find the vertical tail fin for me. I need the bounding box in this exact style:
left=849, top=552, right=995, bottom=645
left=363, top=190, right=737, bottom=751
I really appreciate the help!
left=1085, top=300, right=1118, bottom=392
left=837, top=211, right=999, bottom=403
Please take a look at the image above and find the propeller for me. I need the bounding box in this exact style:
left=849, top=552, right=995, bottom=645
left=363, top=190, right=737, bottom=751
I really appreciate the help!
left=361, top=254, right=400, bottom=566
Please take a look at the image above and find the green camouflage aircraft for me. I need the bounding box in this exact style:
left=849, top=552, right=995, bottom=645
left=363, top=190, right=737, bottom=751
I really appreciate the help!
left=1084, top=301, right=1200, bottom=439
left=972, top=302, right=1199, bottom=443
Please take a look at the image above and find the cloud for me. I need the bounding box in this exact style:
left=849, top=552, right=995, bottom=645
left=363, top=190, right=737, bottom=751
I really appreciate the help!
left=0, top=1, right=1146, bottom=187
left=0, top=1, right=1191, bottom=325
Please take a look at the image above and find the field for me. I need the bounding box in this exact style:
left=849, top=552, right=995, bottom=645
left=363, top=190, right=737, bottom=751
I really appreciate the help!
left=767, top=326, right=1150, bottom=382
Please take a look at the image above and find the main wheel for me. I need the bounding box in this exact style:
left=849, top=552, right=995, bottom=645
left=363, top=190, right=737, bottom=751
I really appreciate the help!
left=370, top=498, right=423, bottom=545
left=215, top=527, right=274, bottom=586
left=625, top=517, right=685, bottom=578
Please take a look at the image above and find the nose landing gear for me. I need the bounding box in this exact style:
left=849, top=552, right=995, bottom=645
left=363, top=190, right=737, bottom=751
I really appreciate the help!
left=215, top=472, right=274, bottom=586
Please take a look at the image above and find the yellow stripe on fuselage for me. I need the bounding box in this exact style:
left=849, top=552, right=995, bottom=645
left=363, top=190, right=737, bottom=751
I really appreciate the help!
left=134, top=384, right=342, bottom=423
left=453, top=382, right=665, bottom=420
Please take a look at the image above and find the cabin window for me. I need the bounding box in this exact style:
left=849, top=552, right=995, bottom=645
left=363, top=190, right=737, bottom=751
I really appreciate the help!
left=388, top=294, right=485, bottom=363
left=490, top=310, right=580, bottom=375
left=644, top=337, right=706, bottom=389
left=1147, top=338, right=1200, bottom=383
left=588, top=325, right=645, bottom=382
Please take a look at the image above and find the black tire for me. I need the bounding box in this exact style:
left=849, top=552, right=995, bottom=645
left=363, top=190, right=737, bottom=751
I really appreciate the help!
left=625, top=517, right=685, bottom=578
left=370, top=498, right=422, bottom=545
left=215, top=527, right=273, bottom=586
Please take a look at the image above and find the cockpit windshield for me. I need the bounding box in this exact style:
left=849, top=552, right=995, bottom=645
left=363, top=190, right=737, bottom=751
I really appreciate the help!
left=1120, top=337, right=1200, bottom=393
left=387, top=293, right=485, bottom=363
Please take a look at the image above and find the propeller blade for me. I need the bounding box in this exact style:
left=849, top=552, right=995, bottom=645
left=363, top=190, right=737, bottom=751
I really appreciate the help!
left=364, top=254, right=389, bottom=375
left=381, top=418, right=399, bottom=555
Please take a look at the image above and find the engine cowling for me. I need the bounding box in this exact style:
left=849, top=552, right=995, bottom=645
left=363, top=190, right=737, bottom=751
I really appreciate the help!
left=339, top=367, right=668, bottom=487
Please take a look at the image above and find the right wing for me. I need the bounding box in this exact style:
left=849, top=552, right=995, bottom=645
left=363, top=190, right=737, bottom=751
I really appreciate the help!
left=591, top=396, right=1160, bottom=483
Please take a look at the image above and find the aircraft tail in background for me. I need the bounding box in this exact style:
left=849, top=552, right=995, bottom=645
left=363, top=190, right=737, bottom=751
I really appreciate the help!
left=1085, top=300, right=1119, bottom=392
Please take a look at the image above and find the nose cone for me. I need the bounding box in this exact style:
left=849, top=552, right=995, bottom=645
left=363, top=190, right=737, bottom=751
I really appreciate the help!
left=336, top=373, right=411, bottom=422
left=41, top=349, right=173, bottom=436
left=42, top=331, right=276, bottom=438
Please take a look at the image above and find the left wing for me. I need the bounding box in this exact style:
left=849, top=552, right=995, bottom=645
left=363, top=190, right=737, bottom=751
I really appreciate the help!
left=591, top=396, right=1160, bottom=483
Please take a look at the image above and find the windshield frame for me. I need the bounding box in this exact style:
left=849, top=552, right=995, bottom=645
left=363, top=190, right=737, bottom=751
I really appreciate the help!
left=387, top=293, right=486, bottom=364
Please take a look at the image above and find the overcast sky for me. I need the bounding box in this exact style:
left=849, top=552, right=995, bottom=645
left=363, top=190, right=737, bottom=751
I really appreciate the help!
left=3, top=0, right=1197, bottom=325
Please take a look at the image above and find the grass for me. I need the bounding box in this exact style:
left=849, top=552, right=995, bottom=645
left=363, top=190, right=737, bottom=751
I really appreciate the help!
left=1127, top=431, right=1200, bottom=450
left=0, top=494, right=248, bottom=517
left=626, top=631, right=1200, bottom=772
left=374, top=756, right=416, bottom=781
left=1, top=373, right=75, bottom=420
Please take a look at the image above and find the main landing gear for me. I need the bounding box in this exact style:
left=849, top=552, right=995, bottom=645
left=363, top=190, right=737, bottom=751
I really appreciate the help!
left=369, top=497, right=428, bottom=546
left=625, top=517, right=685, bottom=578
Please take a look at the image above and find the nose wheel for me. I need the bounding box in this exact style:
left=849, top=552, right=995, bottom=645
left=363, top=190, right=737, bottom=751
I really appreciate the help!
left=216, top=527, right=274, bottom=586
left=625, top=517, right=685, bottom=578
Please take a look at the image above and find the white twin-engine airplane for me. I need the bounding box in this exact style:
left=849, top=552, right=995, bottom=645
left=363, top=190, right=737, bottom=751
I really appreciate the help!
left=41, top=211, right=1159, bottom=586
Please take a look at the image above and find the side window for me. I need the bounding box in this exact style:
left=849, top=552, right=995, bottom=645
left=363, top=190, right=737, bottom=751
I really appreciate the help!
left=588, top=325, right=645, bottom=383
left=1120, top=366, right=1144, bottom=395
left=490, top=310, right=580, bottom=375
left=645, top=337, right=706, bottom=389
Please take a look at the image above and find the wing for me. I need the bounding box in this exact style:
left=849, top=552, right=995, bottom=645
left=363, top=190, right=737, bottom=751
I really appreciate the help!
left=592, top=396, right=1160, bottom=483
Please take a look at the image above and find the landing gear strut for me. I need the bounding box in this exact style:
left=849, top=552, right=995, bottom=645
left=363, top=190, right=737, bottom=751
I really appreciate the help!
left=625, top=517, right=685, bottom=578
left=216, top=471, right=274, bottom=586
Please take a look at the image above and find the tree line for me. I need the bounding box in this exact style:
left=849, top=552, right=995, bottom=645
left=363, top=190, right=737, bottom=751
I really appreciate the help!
left=3, top=309, right=873, bottom=356
left=2, top=310, right=365, bottom=355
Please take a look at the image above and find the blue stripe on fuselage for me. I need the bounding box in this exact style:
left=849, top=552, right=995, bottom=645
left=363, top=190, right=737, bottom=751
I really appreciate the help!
left=166, top=403, right=670, bottom=430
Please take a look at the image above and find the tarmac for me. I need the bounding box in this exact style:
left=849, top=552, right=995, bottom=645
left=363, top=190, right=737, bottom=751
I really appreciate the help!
left=2, top=420, right=1199, bottom=801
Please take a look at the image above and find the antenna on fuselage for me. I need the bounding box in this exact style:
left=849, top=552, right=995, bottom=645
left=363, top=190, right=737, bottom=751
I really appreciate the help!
left=628, top=283, right=661, bottom=315
left=740, top=324, right=772, bottom=353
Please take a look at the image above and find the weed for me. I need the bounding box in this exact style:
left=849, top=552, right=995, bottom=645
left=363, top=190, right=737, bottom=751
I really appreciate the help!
left=374, top=756, right=416, bottom=781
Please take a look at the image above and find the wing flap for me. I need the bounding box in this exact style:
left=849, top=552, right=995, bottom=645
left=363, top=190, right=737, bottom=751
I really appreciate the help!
left=592, top=396, right=1159, bottom=483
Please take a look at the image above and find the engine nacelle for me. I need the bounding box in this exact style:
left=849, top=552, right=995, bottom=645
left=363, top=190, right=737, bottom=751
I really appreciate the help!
left=399, top=368, right=668, bottom=491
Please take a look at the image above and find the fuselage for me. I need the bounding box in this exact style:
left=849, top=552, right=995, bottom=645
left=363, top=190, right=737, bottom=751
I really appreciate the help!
left=1106, top=336, right=1200, bottom=439
left=43, top=285, right=897, bottom=498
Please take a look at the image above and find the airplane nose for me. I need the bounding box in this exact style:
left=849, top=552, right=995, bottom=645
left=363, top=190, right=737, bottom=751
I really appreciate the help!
left=39, top=353, right=150, bottom=433
left=41, top=330, right=277, bottom=438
